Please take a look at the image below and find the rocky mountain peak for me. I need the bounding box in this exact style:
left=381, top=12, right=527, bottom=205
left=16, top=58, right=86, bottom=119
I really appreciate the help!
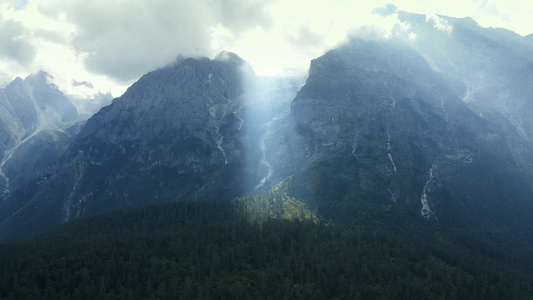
left=214, top=50, right=245, bottom=64
left=0, top=71, right=80, bottom=201
left=3, top=71, right=78, bottom=126
left=23, top=70, right=53, bottom=86
left=0, top=54, right=280, bottom=241
left=79, top=53, right=252, bottom=145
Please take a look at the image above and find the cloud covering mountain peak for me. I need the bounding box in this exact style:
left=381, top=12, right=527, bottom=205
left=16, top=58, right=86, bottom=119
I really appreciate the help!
left=1, top=0, right=532, bottom=99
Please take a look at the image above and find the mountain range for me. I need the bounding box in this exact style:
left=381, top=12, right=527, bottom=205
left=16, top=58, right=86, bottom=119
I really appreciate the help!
left=1, top=9, right=533, bottom=298
left=0, top=4, right=533, bottom=272
left=1, top=11, right=533, bottom=243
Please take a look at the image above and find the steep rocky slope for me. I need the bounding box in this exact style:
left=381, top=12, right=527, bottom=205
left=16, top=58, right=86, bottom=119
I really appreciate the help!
left=0, top=71, right=79, bottom=199
left=283, top=38, right=533, bottom=229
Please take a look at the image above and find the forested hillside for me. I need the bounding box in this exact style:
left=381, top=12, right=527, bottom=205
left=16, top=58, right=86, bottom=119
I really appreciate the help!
left=1, top=195, right=532, bottom=299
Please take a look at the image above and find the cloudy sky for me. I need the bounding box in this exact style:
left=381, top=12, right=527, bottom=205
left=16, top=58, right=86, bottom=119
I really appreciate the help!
left=0, top=0, right=532, bottom=98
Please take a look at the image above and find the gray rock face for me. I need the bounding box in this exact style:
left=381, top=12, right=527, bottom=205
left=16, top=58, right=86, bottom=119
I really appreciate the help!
left=73, top=53, right=270, bottom=180
left=289, top=38, right=485, bottom=186
left=292, top=39, right=459, bottom=154
left=0, top=71, right=78, bottom=198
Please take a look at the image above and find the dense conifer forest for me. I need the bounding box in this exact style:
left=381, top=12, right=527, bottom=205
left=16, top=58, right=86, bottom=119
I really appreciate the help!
left=1, top=193, right=532, bottom=299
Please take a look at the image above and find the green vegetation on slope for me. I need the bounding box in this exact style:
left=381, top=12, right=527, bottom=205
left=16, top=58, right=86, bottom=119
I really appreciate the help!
left=0, top=192, right=532, bottom=299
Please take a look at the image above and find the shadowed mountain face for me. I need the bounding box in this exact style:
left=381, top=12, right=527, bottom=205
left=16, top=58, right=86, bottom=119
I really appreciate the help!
left=1, top=13, right=533, bottom=242
left=286, top=38, right=533, bottom=230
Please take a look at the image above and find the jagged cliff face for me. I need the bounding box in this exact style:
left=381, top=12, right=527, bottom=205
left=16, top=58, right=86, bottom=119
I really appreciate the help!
left=0, top=71, right=79, bottom=199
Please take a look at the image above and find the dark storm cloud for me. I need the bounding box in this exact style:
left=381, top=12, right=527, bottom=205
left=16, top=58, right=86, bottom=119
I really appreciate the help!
left=36, top=0, right=273, bottom=83
left=0, top=18, right=36, bottom=67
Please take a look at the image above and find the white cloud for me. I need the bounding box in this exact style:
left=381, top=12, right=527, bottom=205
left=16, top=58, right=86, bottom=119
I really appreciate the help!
left=0, top=11, right=47, bottom=88
left=0, top=0, right=273, bottom=96
left=426, top=14, right=453, bottom=34
left=0, top=0, right=531, bottom=99
left=34, top=0, right=273, bottom=83
left=0, top=18, right=35, bottom=67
